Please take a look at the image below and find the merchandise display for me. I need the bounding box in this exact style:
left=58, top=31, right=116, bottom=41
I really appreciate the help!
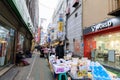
left=49, top=55, right=115, bottom=80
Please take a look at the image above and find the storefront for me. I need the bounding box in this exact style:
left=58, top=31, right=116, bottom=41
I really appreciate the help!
left=83, top=17, right=120, bottom=64
left=0, top=23, right=15, bottom=67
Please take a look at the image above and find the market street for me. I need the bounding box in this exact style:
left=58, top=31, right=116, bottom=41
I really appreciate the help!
left=1, top=0, right=120, bottom=80
left=14, top=53, right=54, bottom=80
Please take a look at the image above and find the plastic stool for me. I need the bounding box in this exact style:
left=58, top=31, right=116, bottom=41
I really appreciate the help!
left=58, top=73, right=68, bottom=80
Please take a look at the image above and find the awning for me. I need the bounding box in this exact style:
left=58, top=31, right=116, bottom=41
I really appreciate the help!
left=6, top=0, right=33, bottom=38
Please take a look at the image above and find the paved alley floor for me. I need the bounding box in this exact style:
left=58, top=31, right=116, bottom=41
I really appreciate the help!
left=14, top=53, right=54, bottom=80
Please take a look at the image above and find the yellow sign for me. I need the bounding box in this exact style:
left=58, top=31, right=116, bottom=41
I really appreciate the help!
left=58, top=22, right=63, bottom=32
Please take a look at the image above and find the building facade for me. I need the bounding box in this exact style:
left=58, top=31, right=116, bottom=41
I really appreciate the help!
left=26, top=0, right=39, bottom=32
left=83, top=0, right=120, bottom=68
left=51, top=0, right=83, bottom=56
left=66, top=0, right=83, bottom=56
left=52, top=0, right=66, bottom=45
left=26, top=0, right=39, bottom=46
left=0, top=0, right=37, bottom=71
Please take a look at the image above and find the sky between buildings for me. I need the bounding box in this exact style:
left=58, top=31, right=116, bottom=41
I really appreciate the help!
left=39, top=0, right=58, bottom=33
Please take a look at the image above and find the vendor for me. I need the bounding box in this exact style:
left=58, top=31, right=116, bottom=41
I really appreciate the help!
left=55, top=41, right=64, bottom=59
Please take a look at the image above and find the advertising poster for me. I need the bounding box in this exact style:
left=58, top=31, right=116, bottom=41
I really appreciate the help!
left=74, top=40, right=80, bottom=53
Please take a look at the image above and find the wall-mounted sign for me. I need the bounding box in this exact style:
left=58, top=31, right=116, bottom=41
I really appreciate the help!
left=59, top=14, right=63, bottom=21
left=91, top=21, right=113, bottom=32
left=58, top=22, right=63, bottom=32
left=83, top=17, right=120, bottom=35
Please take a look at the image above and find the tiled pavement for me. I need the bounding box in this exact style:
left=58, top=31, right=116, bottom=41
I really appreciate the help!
left=0, top=66, right=19, bottom=80
left=0, top=53, right=54, bottom=80
left=14, top=53, right=54, bottom=80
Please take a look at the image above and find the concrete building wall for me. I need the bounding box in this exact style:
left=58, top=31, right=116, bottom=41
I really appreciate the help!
left=83, top=0, right=112, bottom=28
left=67, top=0, right=83, bottom=55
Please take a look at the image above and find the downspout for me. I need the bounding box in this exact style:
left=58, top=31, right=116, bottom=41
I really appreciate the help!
left=81, top=0, right=84, bottom=57
left=65, top=0, right=68, bottom=50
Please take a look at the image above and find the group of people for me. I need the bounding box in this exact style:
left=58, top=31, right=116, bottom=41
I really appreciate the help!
left=36, top=40, right=65, bottom=60
left=15, top=40, right=65, bottom=66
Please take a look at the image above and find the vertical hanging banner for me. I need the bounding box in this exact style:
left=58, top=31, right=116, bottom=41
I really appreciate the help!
left=37, top=27, right=41, bottom=43
left=58, top=22, right=63, bottom=32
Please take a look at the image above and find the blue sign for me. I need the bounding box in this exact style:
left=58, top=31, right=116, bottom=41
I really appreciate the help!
left=48, top=37, right=51, bottom=43
left=59, top=18, right=63, bottom=21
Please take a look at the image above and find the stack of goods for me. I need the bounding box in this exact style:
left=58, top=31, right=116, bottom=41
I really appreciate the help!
left=90, top=62, right=111, bottom=80
left=53, top=59, right=71, bottom=74
left=69, top=58, right=92, bottom=79
left=77, top=60, right=88, bottom=78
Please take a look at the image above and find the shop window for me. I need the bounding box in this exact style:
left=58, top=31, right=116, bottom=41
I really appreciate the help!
left=72, top=0, right=79, bottom=7
left=75, top=12, right=78, bottom=18
left=73, top=38, right=75, bottom=42
left=0, top=26, right=9, bottom=66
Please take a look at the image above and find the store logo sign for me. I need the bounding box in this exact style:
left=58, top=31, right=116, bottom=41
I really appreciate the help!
left=91, top=21, right=113, bottom=32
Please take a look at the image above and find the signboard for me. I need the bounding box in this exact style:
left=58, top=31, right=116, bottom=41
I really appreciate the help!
left=83, top=17, right=120, bottom=35
left=108, top=50, right=115, bottom=62
left=58, top=22, right=63, bottom=32
left=91, top=21, right=112, bottom=32
left=59, top=13, right=63, bottom=21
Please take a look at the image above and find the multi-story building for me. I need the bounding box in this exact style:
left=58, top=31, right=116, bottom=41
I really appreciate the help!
left=26, top=0, right=39, bottom=32
left=52, top=0, right=66, bottom=43
left=46, top=23, right=56, bottom=47
left=83, top=0, right=120, bottom=69
left=26, top=0, right=39, bottom=45
left=51, top=0, right=83, bottom=56
left=66, top=0, right=83, bottom=56
left=0, top=0, right=38, bottom=75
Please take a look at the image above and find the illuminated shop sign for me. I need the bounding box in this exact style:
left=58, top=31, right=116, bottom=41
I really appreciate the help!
left=91, top=21, right=113, bottom=32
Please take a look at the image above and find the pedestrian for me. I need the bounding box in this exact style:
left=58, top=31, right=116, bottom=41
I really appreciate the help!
left=50, top=46, right=55, bottom=56
left=40, top=46, right=44, bottom=57
left=16, top=51, right=30, bottom=66
left=43, top=46, right=49, bottom=58
left=55, top=41, right=64, bottom=59
left=54, top=41, right=65, bottom=80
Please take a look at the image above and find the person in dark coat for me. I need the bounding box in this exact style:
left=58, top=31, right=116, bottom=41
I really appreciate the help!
left=25, top=49, right=32, bottom=58
left=16, top=51, right=30, bottom=66
left=55, top=41, right=64, bottom=59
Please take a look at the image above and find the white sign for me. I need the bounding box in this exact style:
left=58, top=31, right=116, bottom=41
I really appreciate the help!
left=108, top=50, right=115, bottom=62
left=91, top=21, right=112, bottom=32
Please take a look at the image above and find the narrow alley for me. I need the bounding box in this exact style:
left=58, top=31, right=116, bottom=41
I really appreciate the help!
left=0, top=0, right=120, bottom=80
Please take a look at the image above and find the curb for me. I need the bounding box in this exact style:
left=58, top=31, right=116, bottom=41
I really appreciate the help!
left=0, top=65, right=19, bottom=80
left=0, top=65, right=14, bottom=77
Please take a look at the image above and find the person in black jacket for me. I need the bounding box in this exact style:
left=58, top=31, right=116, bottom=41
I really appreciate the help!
left=55, top=41, right=64, bottom=59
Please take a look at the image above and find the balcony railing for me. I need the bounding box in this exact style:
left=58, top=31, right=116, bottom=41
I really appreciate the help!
left=108, top=0, right=120, bottom=16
